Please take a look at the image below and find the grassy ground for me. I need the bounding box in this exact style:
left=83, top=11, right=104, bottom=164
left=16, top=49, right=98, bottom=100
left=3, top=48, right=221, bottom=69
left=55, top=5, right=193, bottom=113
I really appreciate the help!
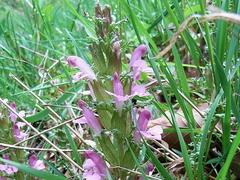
left=0, top=0, right=240, bottom=179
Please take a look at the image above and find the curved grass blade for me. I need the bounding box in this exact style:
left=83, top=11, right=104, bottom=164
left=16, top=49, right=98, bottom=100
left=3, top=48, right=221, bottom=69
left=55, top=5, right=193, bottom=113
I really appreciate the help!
left=0, top=158, right=68, bottom=180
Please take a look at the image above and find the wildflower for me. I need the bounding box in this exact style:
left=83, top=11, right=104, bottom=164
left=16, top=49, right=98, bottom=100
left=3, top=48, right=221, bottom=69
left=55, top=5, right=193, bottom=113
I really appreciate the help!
left=0, top=155, right=18, bottom=174
left=138, top=163, right=154, bottom=180
left=131, top=60, right=153, bottom=80
left=73, top=100, right=102, bottom=136
left=9, top=103, right=25, bottom=123
left=29, top=155, right=45, bottom=171
left=106, top=72, right=150, bottom=113
left=128, top=44, right=147, bottom=71
left=134, top=110, right=163, bottom=143
left=106, top=72, right=128, bottom=114
left=83, top=151, right=108, bottom=180
left=67, top=56, right=96, bottom=81
left=131, top=82, right=150, bottom=97
left=13, top=122, right=28, bottom=142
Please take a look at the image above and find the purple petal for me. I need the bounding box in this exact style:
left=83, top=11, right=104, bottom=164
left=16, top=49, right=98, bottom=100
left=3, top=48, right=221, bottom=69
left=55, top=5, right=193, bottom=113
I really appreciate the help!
left=84, top=151, right=107, bottom=177
left=3, top=155, right=10, bottom=160
left=0, top=155, right=18, bottom=174
left=138, top=163, right=154, bottom=180
left=1, top=165, right=18, bottom=174
left=140, top=125, right=163, bottom=141
left=128, top=44, right=147, bottom=70
left=131, top=83, right=150, bottom=97
left=132, top=60, right=153, bottom=73
left=67, top=56, right=96, bottom=80
left=29, top=155, right=37, bottom=167
left=29, top=155, right=45, bottom=170
left=106, top=72, right=129, bottom=114
left=146, top=163, right=154, bottom=174
left=105, top=91, right=128, bottom=102
left=10, top=102, right=17, bottom=123
left=72, top=72, right=85, bottom=83
left=78, top=101, right=102, bottom=136
left=132, top=60, right=148, bottom=70
left=113, top=72, right=124, bottom=97
left=16, top=122, right=26, bottom=128
left=83, top=171, right=102, bottom=180
left=83, top=159, right=95, bottom=170
left=33, top=160, right=45, bottom=170
left=73, top=117, right=87, bottom=124
left=137, top=110, right=151, bottom=131
left=13, top=124, right=28, bottom=142
left=147, top=125, right=163, bottom=140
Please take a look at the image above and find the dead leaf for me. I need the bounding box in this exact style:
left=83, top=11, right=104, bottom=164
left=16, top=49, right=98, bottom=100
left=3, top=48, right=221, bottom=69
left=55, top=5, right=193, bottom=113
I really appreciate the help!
left=148, top=103, right=209, bottom=150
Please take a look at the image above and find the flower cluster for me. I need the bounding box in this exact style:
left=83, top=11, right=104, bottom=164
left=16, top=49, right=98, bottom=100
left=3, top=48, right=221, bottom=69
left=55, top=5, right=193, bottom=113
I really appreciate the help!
left=67, top=43, right=163, bottom=179
left=0, top=101, right=45, bottom=179
left=65, top=4, right=163, bottom=179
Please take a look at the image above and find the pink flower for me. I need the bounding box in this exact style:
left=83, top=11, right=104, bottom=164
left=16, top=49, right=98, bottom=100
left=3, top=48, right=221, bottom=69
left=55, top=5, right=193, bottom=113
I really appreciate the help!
left=10, top=103, right=17, bottom=123
left=131, top=60, right=153, bottom=80
left=29, top=155, right=45, bottom=171
left=9, top=102, right=25, bottom=123
left=67, top=56, right=96, bottom=81
left=0, top=155, right=18, bottom=174
left=13, top=122, right=28, bottom=142
left=128, top=44, right=153, bottom=81
left=0, top=177, right=6, bottom=180
left=128, top=44, right=147, bottom=71
left=83, top=151, right=108, bottom=180
left=106, top=72, right=128, bottom=114
left=73, top=100, right=102, bottom=136
left=138, top=163, right=154, bottom=180
left=134, top=110, right=163, bottom=143
left=106, top=72, right=150, bottom=113
left=131, top=82, right=150, bottom=97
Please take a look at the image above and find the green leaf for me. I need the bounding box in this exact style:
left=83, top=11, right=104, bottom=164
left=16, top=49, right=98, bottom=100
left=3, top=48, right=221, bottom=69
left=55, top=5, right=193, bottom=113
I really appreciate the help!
left=98, top=132, right=118, bottom=165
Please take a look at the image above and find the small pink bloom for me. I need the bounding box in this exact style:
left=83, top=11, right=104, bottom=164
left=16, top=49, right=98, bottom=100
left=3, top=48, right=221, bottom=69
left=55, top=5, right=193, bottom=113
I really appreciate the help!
left=67, top=56, right=96, bottom=80
left=139, top=163, right=154, bottom=180
left=0, top=155, right=18, bottom=174
left=29, top=155, right=45, bottom=171
left=132, top=60, right=153, bottom=80
left=76, top=100, right=102, bottom=136
left=0, top=177, right=6, bottom=180
left=83, top=151, right=108, bottom=180
left=106, top=72, right=150, bottom=113
left=106, top=72, right=128, bottom=114
left=134, top=110, right=163, bottom=143
left=9, top=103, right=25, bottom=123
left=128, top=44, right=147, bottom=70
left=131, top=83, right=150, bottom=97
left=10, top=103, right=17, bottom=123
left=13, top=122, right=28, bottom=142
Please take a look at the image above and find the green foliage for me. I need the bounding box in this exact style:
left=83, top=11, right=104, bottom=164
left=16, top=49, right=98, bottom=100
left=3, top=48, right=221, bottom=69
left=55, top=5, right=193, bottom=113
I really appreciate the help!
left=0, top=0, right=239, bottom=179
